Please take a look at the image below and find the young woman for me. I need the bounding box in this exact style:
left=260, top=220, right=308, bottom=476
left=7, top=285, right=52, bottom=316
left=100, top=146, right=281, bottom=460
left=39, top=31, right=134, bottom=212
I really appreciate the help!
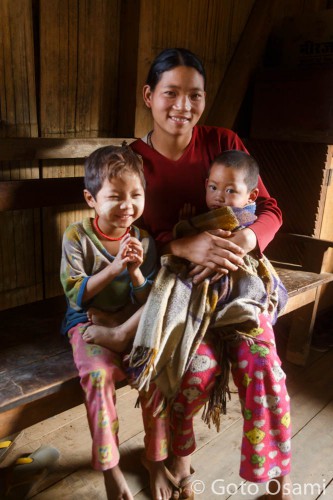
left=131, top=48, right=293, bottom=500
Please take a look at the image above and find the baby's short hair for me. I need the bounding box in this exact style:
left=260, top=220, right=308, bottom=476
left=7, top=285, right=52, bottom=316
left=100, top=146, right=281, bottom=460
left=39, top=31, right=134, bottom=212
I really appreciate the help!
left=84, top=145, right=145, bottom=198
left=211, top=150, right=259, bottom=191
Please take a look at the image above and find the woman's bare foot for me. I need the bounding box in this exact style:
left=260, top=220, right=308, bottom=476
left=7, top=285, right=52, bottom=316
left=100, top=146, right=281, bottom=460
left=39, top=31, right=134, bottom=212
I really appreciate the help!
left=82, top=324, right=131, bottom=352
left=168, top=455, right=193, bottom=499
left=266, top=474, right=293, bottom=499
left=103, top=465, right=134, bottom=500
left=141, top=454, right=173, bottom=500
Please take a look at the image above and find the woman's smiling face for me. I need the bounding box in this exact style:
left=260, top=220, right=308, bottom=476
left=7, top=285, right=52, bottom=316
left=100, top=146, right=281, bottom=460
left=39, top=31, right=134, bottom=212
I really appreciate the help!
left=143, top=65, right=206, bottom=138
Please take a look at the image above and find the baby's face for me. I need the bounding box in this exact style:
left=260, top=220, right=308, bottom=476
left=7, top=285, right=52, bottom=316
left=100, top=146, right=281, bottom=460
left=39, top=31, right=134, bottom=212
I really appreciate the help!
left=205, top=163, right=255, bottom=209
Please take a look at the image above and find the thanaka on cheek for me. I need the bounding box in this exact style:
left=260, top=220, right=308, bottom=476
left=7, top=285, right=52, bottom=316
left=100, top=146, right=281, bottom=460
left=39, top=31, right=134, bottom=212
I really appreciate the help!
left=99, top=200, right=118, bottom=216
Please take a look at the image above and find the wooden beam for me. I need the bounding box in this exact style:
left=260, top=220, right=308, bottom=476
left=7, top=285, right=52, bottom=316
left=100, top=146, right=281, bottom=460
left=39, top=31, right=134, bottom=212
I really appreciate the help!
left=205, top=0, right=279, bottom=129
left=0, top=137, right=134, bottom=160
left=0, top=0, right=38, bottom=138
left=39, top=0, right=121, bottom=138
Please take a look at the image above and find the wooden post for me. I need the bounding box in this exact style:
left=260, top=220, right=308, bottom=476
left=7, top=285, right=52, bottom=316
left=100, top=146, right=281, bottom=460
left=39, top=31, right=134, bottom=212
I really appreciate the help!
left=116, top=0, right=141, bottom=137
left=134, top=0, right=154, bottom=138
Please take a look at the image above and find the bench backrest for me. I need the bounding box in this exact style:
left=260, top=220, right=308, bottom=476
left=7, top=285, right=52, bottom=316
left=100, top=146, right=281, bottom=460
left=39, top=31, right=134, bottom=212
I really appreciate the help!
left=0, top=138, right=134, bottom=211
left=0, top=137, right=134, bottom=310
left=266, top=233, right=333, bottom=274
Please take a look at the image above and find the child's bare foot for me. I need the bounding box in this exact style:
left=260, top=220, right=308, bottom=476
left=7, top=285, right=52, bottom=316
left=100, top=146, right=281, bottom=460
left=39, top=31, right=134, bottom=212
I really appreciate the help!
left=266, top=474, right=293, bottom=499
left=141, top=454, right=173, bottom=500
left=87, top=308, right=118, bottom=327
left=88, top=304, right=138, bottom=327
left=82, top=324, right=130, bottom=352
left=103, top=465, right=133, bottom=500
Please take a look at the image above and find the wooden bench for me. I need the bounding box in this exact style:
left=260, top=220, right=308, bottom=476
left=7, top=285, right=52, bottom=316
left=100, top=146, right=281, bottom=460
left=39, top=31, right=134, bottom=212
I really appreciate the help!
left=1, top=138, right=332, bottom=439
left=266, top=233, right=333, bottom=365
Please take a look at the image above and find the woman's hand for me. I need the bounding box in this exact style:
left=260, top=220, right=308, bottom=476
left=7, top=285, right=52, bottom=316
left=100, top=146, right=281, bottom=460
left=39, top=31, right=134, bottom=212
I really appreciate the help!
left=168, top=227, right=257, bottom=284
left=169, top=229, right=244, bottom=267
left=188, top=265, right=227, bottom=284
left=227, top=227, right=257, bottom=255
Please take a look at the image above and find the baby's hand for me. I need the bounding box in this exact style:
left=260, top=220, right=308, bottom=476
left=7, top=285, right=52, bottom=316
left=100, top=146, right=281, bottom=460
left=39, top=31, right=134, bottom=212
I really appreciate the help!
left=179, top=203, right=196, bottom=221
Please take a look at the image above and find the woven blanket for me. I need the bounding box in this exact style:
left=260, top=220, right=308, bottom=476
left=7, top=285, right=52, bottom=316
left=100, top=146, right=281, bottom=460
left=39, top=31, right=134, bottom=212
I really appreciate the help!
left=129, top=206, right=288, bottom=414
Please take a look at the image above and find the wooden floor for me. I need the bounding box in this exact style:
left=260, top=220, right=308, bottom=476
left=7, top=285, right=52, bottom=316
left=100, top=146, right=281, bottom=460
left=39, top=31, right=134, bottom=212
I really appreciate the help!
left=1, top=341, right=333, bottom=499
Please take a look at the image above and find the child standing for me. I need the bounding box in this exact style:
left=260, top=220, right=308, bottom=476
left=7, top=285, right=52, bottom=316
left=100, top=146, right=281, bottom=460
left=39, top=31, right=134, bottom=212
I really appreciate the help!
left=60, top=146, right=170, bottom=500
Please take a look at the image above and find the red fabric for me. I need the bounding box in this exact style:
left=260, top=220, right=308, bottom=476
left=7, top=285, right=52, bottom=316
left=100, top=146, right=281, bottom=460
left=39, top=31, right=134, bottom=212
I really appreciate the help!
left=131, top=126, right=282, bottom=253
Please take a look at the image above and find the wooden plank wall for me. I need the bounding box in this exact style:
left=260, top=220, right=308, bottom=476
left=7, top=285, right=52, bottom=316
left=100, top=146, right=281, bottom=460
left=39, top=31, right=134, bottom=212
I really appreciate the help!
left=0, top=0, right=331, bottom=309
left=0, top=0, right=41, bottom=309
left=39, top=0, right=121, bottom=298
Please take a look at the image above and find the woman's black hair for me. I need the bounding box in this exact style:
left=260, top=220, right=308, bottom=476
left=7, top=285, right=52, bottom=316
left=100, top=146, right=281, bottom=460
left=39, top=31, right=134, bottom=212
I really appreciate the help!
left=146, top=48, right=206, bottom=90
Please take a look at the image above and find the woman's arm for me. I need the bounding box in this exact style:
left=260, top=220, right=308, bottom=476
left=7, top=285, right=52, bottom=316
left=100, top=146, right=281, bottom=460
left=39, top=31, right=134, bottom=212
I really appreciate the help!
left=185, top=228, right=257, bottom=284
left=163, top=229, right=245, bottom=269
left=249, top=175, right=282, bottom=253
left=230, top=133, right=283, bottom=252
left=161, top=184, right=281, bottom=282
left=230, top=131, right=282, bottom=253
left=162, top=227, right=256, bottom=284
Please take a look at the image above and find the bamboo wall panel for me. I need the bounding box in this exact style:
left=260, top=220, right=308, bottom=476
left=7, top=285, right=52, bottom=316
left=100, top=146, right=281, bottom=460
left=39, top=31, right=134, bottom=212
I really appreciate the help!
left=39, top=0, right=121, bottom=297
left=0, top=0, right=38, bottom=140
left=42, top=204, right=93, bottom=297
left=134, top=0, right=255, bottom=137
left=244, top=140, right=329, bottom=237
left=0, top=0, right=42, bottom=309
left=40, top=0, right=121, bottom=139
